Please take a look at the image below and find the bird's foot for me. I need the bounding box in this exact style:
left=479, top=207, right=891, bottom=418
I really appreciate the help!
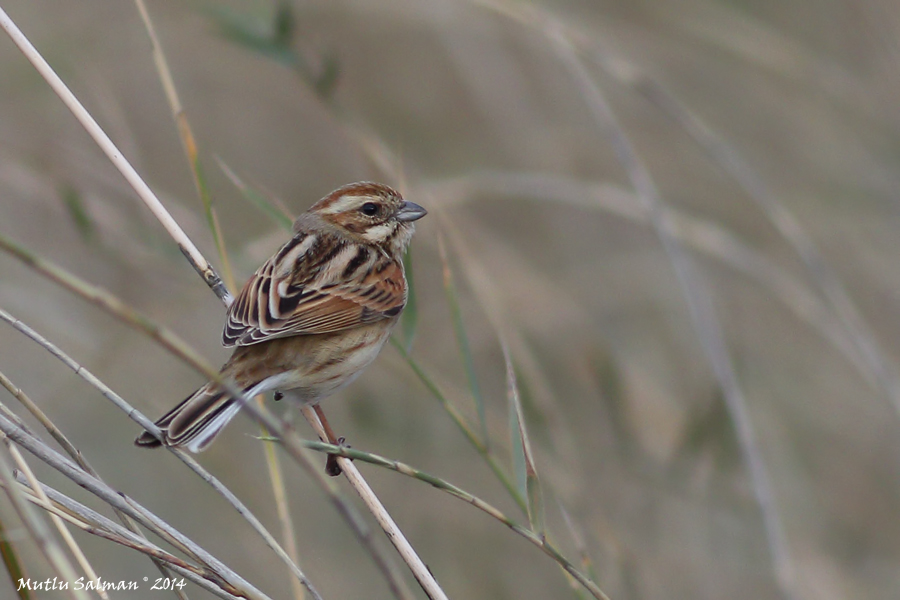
left=325, top=436, right=350, bottom=477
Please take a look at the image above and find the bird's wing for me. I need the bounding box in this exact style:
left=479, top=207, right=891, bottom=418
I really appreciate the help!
left=222, top=233, right=406, bottom=347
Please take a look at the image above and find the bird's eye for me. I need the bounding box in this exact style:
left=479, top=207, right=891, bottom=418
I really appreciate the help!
left=360, top=202, right=379, bottom=216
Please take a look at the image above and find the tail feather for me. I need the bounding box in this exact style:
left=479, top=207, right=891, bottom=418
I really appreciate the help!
left=135, top=383, right=251, bottom=452
left=134, top=388, right=200, bottom=448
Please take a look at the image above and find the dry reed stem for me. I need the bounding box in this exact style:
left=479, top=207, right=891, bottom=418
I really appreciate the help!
left=0, top=443, right=90, bottom=600
left=9, top=474, right=244, bottom=600
left=0, top=4, right=231, bottom=306
left=0, top=410, right=272, bottom=600
left=7, top=443, right=108, bottom=600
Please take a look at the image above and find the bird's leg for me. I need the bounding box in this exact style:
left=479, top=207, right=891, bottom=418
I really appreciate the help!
left=314, top=404, right=348, bottom=477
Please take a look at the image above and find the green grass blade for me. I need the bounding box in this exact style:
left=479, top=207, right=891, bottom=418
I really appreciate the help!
left=205, top=5, right=299, bottom=67
left=400, top=248, right=419, bottom=351
left=509, top=392, right=527, bottom=500
left=283, top=439, right=608, bottom=599
left=190, top=154, right=236, bottom=292
left=60, top=186, right=95, bottom=243
left=0, top=517, right=32, bottom=600
left=205, top=3, right=339, bottom=98
left=390, top=337, right=528, bottom=514
left=504, top=342, right=544, bottom=534
left=216, top=158, right=294, bottom=231
left=437, top=233, right=488, bottom=447
left=558, top=501, right=599, bottom=584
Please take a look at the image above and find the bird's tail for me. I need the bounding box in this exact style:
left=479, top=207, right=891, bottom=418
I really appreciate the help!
left=134, top=382, right=250, bottom=453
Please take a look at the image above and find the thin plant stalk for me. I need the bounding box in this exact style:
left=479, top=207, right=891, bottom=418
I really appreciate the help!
left=0, top=516, right=31, bottom=600
left=390, top=337, right=528, bottom=515
left=6, top=443, right=109, bottom=600
left=293, top=440, right=610, bottom=600
left=436, top=232, right=489, bottom=447
left=134, top=0, right=237, bottom=294
left=298, top=404, right=423, bottom=600
left=0, top=411, right=272, bottom=600
left=0, top=4, right=231, bottom=305
left=9, top=473, right=246, bottom=600
left=547, top=26, right=797, bottom=600
left=255, top=396, right=307, bottom=600
left=0, top=444, right=89, bottom=600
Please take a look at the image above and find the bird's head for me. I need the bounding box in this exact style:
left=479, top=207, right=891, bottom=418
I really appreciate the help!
left=302, top=182, right=427, bottom=256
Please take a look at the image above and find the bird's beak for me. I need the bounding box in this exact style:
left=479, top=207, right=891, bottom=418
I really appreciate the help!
left=395, top=201, right=428, bottom=222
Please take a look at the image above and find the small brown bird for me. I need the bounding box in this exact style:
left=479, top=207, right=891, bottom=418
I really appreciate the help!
left=136, top=182, right=426, bottom=454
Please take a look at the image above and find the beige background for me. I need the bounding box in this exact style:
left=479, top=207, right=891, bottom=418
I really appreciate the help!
left=2, top=1, right=900, bottom=599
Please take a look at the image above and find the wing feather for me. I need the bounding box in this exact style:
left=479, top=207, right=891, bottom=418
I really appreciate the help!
left=223, top=232, right=406, bottom=347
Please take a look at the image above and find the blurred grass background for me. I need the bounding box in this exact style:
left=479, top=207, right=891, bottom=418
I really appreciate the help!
left=2, top=0, right=900, bottom=598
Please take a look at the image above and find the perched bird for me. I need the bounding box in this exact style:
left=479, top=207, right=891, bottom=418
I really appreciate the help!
left=135, top=182, right=426, bottom=456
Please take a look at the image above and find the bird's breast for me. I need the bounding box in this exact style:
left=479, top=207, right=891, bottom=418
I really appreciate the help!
left=224, top=322, right=395, bottom=403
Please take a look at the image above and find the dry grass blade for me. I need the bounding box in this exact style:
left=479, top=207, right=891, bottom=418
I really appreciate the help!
left=6, top=442, right=109, bottom=600
left=434, top=210, right=586, bottom=473
left=9, top=473, right=242, bottom=600
left=0, top=370, right=84, bottom=470
left=255, top=397, right=306, bottom=600
left=0, top=445, right=89, bottom=600
left=0, top=411, right=271, bottom=600
left=630, top=78, right=900, bottom=416
left=558, top=502, right=598, bottom=586
left=134, top=0, right=237, bottom=293
left=545, top=27, right=798, bottom=600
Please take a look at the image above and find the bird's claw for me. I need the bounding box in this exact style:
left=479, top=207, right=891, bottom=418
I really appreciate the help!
left=325, top=437, right=350, bottom=477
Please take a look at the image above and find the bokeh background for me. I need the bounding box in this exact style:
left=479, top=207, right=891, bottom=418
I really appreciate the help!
left=2, top=1, right=900, bottom=599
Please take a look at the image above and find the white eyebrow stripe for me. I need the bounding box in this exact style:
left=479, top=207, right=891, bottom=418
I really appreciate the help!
left=319, top=195, right=367, bottom=215
left=362, top=223, right=395, bottom=243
